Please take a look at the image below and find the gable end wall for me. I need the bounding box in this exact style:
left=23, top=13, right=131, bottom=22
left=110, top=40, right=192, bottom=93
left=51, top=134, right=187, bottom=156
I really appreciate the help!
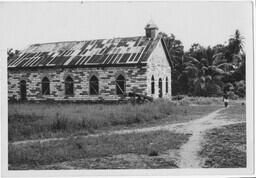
left=146, top=40, right=172, bottom=99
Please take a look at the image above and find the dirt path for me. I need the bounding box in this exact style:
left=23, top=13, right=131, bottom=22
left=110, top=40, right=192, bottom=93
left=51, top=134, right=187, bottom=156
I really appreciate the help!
left=177, top=108, right=244, bottom=168
left=8, top=115, right=203, bottom=146
left=9, top=121, right=191, bottom=146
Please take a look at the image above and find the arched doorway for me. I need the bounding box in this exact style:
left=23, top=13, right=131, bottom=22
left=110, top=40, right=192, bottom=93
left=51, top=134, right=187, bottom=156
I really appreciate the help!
left=20, top=80, right=27, bottom=100
left=158, top=78, right=162, bottom=98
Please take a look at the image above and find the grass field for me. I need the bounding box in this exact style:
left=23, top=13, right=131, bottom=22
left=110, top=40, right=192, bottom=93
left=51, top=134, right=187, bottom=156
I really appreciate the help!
left=219, top=104, right=246, bottom=121
left=199, top=123, right=246, bottom=168
left=9, top=130, right=190, bottom=170
left=199, top=105, right=246, bottom=168
left=8, top=99, right=221, bottom=142
left=8, top=97, right=246, bottom=169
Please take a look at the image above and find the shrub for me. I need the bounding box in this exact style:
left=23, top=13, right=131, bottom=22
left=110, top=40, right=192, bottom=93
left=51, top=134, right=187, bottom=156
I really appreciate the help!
left=206, top=83, right=223, bottom=97
left=228, top=91, right=239, bottom=100
left=178, top=98, right=192, bottom=106
left=172, top=95, right=185, bottom=100
left=234, top=80, right=245, bottom=98
left=224, top=83, right=234, bottom=92
left=8, top=96, right=18, bottom=102
left=148, top=150, right=158, bottom=156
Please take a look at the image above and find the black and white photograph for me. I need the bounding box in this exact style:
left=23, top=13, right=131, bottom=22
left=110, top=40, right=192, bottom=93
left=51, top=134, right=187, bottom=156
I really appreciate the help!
left=0, top=1, right=254, bottom=177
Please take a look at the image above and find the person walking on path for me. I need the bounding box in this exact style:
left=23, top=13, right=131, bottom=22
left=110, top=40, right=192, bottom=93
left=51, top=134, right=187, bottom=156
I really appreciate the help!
left=223, top=92, right=229, bottom=108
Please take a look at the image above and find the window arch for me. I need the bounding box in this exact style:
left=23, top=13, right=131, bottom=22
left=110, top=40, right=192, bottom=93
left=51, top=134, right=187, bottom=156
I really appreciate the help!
left=166, top=77, right=168, bottom=94
left=89, top=75, right=99, bottom=95
left=159, top=78, right=163, bottom=98
left=42, top=77, right=50, bottom=95
left=151, top=75, right=155, bottom=94
left=116, top=75, right=125, bottom=95
left=65, top=76, right=74, bottom=95
left=20, top=80, right=27, bottom=100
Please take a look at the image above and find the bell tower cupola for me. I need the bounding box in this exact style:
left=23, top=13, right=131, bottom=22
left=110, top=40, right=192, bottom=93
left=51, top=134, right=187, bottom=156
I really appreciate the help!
left=144, top=20, right=159, bottom=39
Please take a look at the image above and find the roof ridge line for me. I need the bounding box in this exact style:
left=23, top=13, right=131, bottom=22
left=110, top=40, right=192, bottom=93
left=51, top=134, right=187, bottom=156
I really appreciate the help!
left=31, top=35, right=145, bottom=46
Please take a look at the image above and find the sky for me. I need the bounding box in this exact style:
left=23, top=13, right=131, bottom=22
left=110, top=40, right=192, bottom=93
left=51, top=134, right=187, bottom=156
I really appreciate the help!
left=0, top=1, right=253, bottom=51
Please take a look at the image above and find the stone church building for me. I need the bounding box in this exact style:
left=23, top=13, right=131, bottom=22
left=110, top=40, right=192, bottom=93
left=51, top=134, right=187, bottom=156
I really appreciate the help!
left=8, top=22, right=172, bottom=101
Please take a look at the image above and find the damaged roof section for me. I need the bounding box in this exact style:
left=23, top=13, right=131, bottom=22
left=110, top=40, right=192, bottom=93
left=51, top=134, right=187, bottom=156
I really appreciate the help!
left=8, top=36, right=161, bottom=69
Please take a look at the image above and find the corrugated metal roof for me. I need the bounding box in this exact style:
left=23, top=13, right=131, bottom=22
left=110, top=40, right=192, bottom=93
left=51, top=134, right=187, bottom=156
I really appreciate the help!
left=8, top=36, right=161, bottom=69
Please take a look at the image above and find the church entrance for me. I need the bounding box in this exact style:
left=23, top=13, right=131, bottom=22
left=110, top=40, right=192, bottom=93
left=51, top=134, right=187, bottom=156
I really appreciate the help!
left=158, top=78, right=162, bottom=98
left=20, top=80, right=27, bottom=101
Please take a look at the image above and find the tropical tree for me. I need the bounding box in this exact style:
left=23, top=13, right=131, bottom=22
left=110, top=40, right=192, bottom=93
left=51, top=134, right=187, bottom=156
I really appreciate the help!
left=213, top=30, right=244, bottom=68
left=161, top=29, right=245, bottom=97
left=177, top=30, right=245, bottom=97
left=161, top=33, right=185, bottom=95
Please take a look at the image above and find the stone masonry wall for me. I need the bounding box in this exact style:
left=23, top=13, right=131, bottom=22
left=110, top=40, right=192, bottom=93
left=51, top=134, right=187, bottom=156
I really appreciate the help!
left=146, top=41, right=172, bottom=99
left=8, top=66, right=148, bottom=101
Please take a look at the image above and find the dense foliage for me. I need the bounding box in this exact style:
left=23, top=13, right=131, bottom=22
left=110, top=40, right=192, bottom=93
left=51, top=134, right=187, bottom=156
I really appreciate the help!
left=162, top=30, right=246, bottom=98
left=7, top=48, right=20, bottom=61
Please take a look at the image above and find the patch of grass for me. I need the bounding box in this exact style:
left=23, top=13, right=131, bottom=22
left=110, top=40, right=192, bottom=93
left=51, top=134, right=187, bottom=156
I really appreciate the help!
left=51, top=114, right=68, bottom=131
left=38, top=154, right=178, bottom=169
left=177, top=96, right=223, bottom=106
left=8, top=100, right=221, bottom=141
left=221, top=104, right=246, bottom=115
left=9, top=130, right=190, bottom=170
left=199, top=123, right=246, bottom=168
left=219, top=104, right=246, bottom=122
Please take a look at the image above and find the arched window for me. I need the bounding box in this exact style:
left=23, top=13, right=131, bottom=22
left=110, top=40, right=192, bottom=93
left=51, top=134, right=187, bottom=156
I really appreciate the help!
left=89, top=75, right=99, bottom=95
left=159, top=78, right=162, bottom=98
left=65, top=76, right=74, bottom=95
left=20, top=80, right=27, bottom=100
left=42, top=77, right=50, bottom=95
left=116, top=75, right=125, bottom=95
left=151, top=75, right=155, bottom=94
left=166, top=77, right=168, bottom=94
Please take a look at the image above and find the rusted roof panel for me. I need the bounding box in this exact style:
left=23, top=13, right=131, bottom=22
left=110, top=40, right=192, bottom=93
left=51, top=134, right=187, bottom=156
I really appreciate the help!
left=8, top=36, right=161, bottom=68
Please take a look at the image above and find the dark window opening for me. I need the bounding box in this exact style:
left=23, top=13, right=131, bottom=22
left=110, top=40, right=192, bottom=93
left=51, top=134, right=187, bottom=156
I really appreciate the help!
left=151, top=75, right=155, bottom=94
left=20, top=80, right=27, bottom=100
left=42, top=77, right=50, bottom=95
left=65, top=76, right=74, bottom=95
left=159, top=78, right=162, bottom=98
left=146, top=30, right=151, bottom=38
left=90, top=75, right=99, bottom=95
left=116, top=75, right=125, bottom=95
left=166, top=77, right=168, bottom=94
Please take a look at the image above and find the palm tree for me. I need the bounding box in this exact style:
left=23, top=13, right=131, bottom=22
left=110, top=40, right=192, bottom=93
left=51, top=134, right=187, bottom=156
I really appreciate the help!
left=181, top=43, right=231, bottom=96
left=167, top=29, right=245, bottom=96
left=228, top=29, right=245, bottom=54
left=225, top=29, right=245, bottom=65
